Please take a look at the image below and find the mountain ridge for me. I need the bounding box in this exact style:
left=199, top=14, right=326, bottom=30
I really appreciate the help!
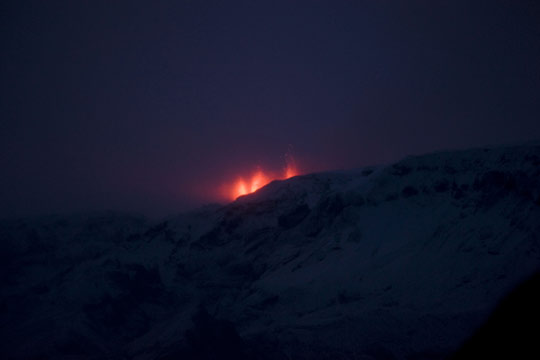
left=1, top=141, right=539, bottom=359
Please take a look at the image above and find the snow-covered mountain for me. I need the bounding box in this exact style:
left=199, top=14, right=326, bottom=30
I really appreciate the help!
left=1, top=142, right=540, bottom=359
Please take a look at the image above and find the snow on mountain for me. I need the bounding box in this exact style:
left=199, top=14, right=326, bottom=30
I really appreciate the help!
left=1, top=142, right=539, bottom=359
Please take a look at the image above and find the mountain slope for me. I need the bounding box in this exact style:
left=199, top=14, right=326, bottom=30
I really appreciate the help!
left=1, top=142, right=540, bottom=359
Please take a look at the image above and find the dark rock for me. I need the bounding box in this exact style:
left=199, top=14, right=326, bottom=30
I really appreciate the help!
left=183, top=307, right=252, bottom=360
left=451, top=271, right=540, bottom=359
left=278, top=204, right=310, bottom=229
left=391, top=164, right=412, bottom=176
left=402, top=186, right=419, bottom=197
left=434, top=179, right=450, bottom=193
left=145, top=221, right=168, bottom=237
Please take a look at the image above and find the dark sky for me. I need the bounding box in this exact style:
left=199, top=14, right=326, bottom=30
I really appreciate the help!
left=1, top=1, right=540, bottom=218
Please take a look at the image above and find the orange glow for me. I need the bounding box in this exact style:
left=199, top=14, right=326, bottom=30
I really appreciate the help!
left=227, top=153, right=301, bottom=200
left=235, top=179, right=248, bottom=197
left=232, top=170, right=269, bottom=199
left=284, top=153, right=299, bottom=179
left=249, top=170, right=269, bottom=192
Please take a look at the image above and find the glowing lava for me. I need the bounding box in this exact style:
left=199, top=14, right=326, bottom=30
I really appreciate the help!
left=229, top=156, right=300, bottom=200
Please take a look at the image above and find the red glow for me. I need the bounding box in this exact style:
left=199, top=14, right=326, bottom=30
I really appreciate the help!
left=235, top=179, right=248, bottom=197
left=284, top=152, right=298, bottom=179
left=227, top=154, right=300, bottom=200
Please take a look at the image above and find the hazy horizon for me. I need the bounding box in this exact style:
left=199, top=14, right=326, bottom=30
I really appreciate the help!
left=2, top=1, right=540, bottom=218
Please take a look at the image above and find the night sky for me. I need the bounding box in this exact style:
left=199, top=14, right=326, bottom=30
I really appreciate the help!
left=2, top=1, right=540, bottom=218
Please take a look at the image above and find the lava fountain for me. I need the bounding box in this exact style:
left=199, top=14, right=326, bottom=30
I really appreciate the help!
left=228, top=154, right=300, bottom=200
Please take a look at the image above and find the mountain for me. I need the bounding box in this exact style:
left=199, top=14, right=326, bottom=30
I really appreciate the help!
left=1, top=142, right=539, bottom=359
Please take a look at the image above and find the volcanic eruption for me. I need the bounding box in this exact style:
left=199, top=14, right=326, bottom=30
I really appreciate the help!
left=228, top=153, right=300, bottom=200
